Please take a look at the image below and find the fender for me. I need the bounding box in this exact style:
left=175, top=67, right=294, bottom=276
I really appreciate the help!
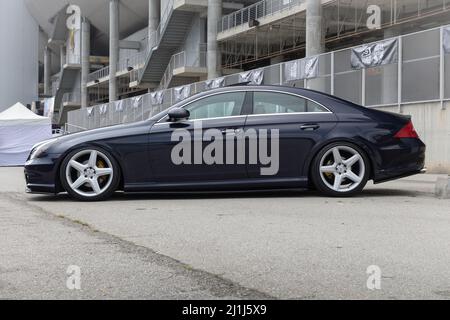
left=302, top=135, right=379, bottom=181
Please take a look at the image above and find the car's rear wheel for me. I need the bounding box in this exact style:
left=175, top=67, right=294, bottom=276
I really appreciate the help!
left=60, top=147, right=120, bottom=201
left=311, top=142, right=370, bottom=197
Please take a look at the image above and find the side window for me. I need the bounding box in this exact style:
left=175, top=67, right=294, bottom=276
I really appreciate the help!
left=184, top=92, right=246, bottom=120
left=252, top=92, right=328, bottom=115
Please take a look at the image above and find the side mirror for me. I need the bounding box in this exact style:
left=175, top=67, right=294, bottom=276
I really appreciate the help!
left=168, top=108, right=190, bottom=122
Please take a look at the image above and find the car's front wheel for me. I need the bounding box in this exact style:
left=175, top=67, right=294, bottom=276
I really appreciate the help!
left=311, top=142, right=370, bottom=197
left=60, top=147, right=120, bottom=201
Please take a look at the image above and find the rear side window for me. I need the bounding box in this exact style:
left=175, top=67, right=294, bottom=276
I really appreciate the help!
left=252, top=92, right=328, bottom=115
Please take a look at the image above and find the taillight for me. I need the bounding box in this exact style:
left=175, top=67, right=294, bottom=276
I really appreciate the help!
left=394, top=121, right=419, bottom=139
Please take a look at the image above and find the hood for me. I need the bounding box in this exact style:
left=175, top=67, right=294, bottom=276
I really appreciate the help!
left=47, top=120, right=154, bottom=155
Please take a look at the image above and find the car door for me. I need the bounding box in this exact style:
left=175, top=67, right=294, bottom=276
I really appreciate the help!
left=148, top=91, right=250, bottom=183
left=244, top=90, right=337, bottom=179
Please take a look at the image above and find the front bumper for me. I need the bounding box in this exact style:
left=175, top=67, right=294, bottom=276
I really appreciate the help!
left=24, top=155, right=61, bottom=194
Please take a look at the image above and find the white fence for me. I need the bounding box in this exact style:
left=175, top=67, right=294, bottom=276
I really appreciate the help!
left=67, top=25, right=450, bottom=132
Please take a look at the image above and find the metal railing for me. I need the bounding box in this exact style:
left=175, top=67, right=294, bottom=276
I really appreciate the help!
left=88, top=66, right=110, bottom=83
left=116, top=47, right=148, bottom=74
left=87, top=47, right=147, bottom=83
left=218, top=0, right=305, bottom=33
left=67, top=24, right=450, bottom=133
left=159, top=44, right=207, bottom=89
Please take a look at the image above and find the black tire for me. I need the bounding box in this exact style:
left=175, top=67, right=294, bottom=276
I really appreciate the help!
left=310, top=142, right=370, bottom=197
left=60, top=146, right=121, bottom=201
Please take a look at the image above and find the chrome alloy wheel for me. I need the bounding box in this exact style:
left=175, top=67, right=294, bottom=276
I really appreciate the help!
left=65, top=149, right=114, bottom=198
left=319, top=146, right=365, bottom=193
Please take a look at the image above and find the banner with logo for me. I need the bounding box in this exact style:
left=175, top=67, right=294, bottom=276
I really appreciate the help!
left=99, top=104, right=108, bottom=115
left=302, top=56, right=319, bottom=79
left=114, top=100, right=124, bottom=112
left=284, top=56, right=319, bottom=82
left=351, top=38, right=398, bottom=69
left=444, top=26, right=450, bottom=54
left=132, top=95, right=143, bottom=109
left=86, top=107, right=94, bottom=117
left=99, top=104, right=109, bottom=127
left=239, top=69, right=264, bottom=85
left=174, top=85, right=191, bottom=103
left=205, top=77, right=225, bottom=90
left=150, top=91, right=164, bottom=105
left=284, top=60, right=300, bottom=82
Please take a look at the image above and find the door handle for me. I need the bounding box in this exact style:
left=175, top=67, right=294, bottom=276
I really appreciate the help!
left=300, top=124, right=320, bottom=131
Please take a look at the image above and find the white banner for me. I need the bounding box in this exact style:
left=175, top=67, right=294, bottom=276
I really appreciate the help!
left=99, top=104, right=108, bottom=115
left=86, top=107, right=94, bottom=117
left=205, top=77, right=225, bottom=90
left=351, top=38, right=398, bottom=69
left=132, top=95, right=143, bottom=109
left=150, top=91, right=164, bottom=105
left=239, top=69, right=264, bottom=85
left=174, top=85, right=191, bottom=103
left=302, top=56, right=319, bottom=79
left=284, top=60, right=300, bottom=82
left=284, top=56, right=319, bottom=81
left=114, top=100, right=124, bottom=112
left=444, top=26, right=450, bottom=54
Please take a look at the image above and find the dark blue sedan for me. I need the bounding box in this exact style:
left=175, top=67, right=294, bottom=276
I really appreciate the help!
left=24, top=85, right=426, bottom=201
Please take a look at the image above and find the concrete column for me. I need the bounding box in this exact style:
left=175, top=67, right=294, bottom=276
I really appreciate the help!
left=109, top=0, right=120, bottom=102
left=305, top=0, right=325, bottom=92
left=148, top=0, right=160, bottom=41
left=306, top=0, right=325, bottom=57
left=44, top=46, right=51, bottom=96
left=60, top=45, right=66, bottom=70
left=207, top=0, right=222, bottom=79
left=81, top=18, right=91, bottom=108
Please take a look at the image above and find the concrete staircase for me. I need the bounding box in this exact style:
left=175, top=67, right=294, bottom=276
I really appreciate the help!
left=137, top=9, right=197, bottom=85
left=54, top=61, right=81, bottom=125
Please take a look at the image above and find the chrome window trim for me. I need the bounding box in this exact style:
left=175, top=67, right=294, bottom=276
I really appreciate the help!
left=250, top=90, right=332, bottom=115
left=155, top=88, right=332, bottom=124
left=246, top=111, right=333, bottom=117
left=153, top=115, right=246, bottom=126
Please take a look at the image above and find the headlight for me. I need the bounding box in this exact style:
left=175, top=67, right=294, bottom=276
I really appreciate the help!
left=29, top=139, right=57, bottom=160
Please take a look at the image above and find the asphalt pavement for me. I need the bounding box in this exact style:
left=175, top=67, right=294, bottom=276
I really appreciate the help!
left=1, top=167, right=449, bottom=299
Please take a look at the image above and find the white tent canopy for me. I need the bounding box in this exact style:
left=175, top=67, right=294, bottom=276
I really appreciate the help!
left=0, top=103, right=52, bottom=166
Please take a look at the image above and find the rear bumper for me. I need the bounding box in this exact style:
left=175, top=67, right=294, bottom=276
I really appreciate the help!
left=373, top=138, right=426, bottom=183
left=374, top=168, right=426, bottom=184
